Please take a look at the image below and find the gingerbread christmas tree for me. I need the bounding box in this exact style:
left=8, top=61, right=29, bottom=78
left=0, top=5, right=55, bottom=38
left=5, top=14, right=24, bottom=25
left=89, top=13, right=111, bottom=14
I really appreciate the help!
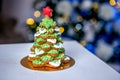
left=27, top=7, right=72, bottom=70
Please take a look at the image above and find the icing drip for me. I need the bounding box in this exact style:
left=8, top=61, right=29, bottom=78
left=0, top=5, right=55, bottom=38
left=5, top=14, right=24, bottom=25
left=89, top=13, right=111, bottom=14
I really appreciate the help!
left=35, top=48, right=44, bottom=55
left=58, top=32, right=62, bottom=35
left=55, top=27, right=59, bottom=31
left=54, top=43, right=63, bottom=48
left=54, top=27, right=62, bottom=35
left=64, top=56, right=70, bottom=61
left=41, top=44, right=50, bottom=48
left=34, top=32, right=40, bottom=37
left=56, top=54, right=65, bottom=59
left=39, top=28, right=46, bottom=34
left=47, top=39, right=56, bottom=43
left=34, top=28, right=46, bottom=37
left=49, top=60, right=61, bottom=67
left=28, top=54, right=36, bottom=57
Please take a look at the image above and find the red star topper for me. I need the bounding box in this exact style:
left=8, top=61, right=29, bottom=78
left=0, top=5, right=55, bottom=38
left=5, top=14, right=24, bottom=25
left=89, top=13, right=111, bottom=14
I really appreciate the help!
left=43, top=6, right=53, bottom=17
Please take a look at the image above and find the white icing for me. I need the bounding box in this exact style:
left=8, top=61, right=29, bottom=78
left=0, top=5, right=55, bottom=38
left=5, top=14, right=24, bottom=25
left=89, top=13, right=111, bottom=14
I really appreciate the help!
left=58, top=32, right=62, bottom=35
left=64, top=56, right=70, bottom=61
left=49, top=60, right=61, bottom=67
left=34, top=28, right=46, bottom=37
left=47, top=39, right=56, bottom=43
left=28, top=54, right=36, bottom=57
left=35, top=48, right=44, bottom=55
left=55, top=27, right=62, bottom=35
left=39, top=28, right=46, bottom=34
left=34, top=32, right=40, bottom=37
left=54, top=43, right=63, bottom=48
left=55, top=27, right=60, bottom=31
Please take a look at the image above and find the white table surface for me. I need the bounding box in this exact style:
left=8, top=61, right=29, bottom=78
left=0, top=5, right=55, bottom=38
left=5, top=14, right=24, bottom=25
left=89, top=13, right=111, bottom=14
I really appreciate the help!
left=0, top=41, right=120, bottom=80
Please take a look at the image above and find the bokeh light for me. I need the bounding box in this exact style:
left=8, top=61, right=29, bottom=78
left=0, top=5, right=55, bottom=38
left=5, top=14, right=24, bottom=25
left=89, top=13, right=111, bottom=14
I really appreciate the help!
left=80, top=40, right=86, bottom=46
left=26, top=18, right=35, bottom=25
left=93, top=2, right=99, bottom=13
left=109, top=0, right=116, bottom=6
left=34, top=10, right=41, bottom=18
left=75, top=24, right=82, bottom=32
left=77, top=16, right=83, bottom=22
left=59, top=27, right=64, bottom=33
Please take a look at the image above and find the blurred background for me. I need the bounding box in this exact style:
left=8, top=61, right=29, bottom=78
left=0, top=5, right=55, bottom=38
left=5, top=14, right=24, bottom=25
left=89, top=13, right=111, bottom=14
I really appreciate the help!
left=0, top=0, right=120, bottom=73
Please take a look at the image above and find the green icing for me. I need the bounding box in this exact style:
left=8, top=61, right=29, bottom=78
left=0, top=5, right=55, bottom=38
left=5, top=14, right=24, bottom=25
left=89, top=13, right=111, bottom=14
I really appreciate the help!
left=36, top=38, right=44, bottom=42
left=34, top=42, right=39, bottom=46
left=35, top=55, right=41, bottom=58
left=49, top=33, right=58, bottom=38
left=41, top=55, right=53, bottom=61
left=58, top=37, right=62, bottom=41
left=39, top=17, right=56, bottom=28
left=36, top=26, right=39, bottom=31
left=52, top=60, right=59, bottom=63
left=31, top=47, right=34, bottom=50
left=55, top=43, right=61, bottom=46
left=59, top=48, right=65, bottom=52
left=47, top=28, right=54, bottom=33
left=53, top=33, right=58, bottom=36
left=61, top=47, right=64, bottom=49
left=48, top=50, right=58, bottom=54
left=41, top=44, right=50, bottom=48
left=32, top=60, right=45, bottom=64
left=56, top=54, right=65, bottom=59
left=40, top=34, right=47, bottom=37
left=38, top=48, right=42, bottom=51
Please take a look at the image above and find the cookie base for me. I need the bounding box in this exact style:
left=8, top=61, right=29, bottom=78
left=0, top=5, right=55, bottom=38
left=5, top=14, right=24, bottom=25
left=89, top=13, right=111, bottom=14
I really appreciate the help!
left=20, top=56, right=75, bottom=71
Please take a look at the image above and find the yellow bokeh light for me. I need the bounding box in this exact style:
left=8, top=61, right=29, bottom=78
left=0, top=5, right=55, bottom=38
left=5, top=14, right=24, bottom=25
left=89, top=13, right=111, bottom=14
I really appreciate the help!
left=26, top=18, right=34, bottom=25
left=93, top=2, right=98, bottom=12
left=59, top=27, right=64, bottom=33
left=109, top=0, right=116, bottom=6
left=34, top=10, right=41, bottom=18
left=93, top=2, right=98, bottom=9
left=77, top=16, right=83, bottom=22
left=80, top=40, right=86, bottom=46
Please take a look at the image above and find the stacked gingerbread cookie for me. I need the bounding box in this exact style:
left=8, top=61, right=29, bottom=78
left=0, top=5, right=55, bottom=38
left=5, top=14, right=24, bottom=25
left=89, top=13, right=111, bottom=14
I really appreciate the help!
left=28, top=7, right=70, bottom=68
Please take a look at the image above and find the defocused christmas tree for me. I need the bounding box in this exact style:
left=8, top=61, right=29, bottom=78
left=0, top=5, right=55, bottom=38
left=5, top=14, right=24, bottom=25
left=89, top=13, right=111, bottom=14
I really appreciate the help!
left=26, top=0, right=120, bottom=72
